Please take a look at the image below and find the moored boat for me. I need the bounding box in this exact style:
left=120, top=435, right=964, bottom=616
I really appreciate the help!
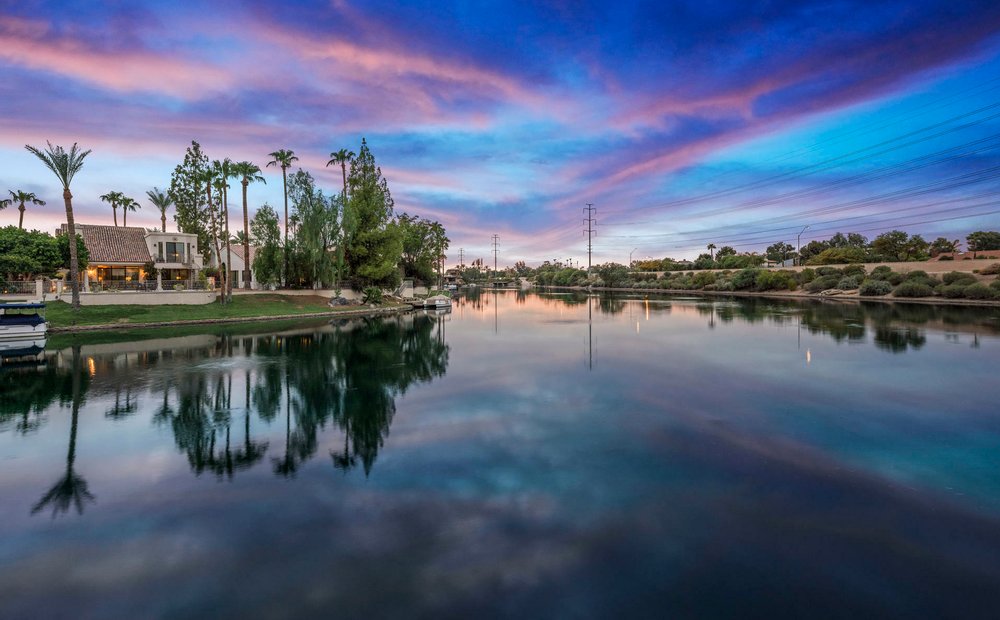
left=0, top=303, right=47, bottom=341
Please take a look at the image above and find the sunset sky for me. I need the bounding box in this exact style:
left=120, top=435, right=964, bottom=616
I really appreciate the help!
left=2, top=1, right=999, bottom=265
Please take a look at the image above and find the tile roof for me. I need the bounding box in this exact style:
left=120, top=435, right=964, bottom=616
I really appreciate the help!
left=230, top=244, right=258, bottom=265
left=60, top=223, right=152, bottom=264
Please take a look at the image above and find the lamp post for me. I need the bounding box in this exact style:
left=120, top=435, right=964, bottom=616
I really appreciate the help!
left=629, top=248, right=638, bottom=270
left=796, top=225, right=810, bottom=266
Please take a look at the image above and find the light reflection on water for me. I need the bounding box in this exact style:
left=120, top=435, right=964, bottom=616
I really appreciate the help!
left=2, top=292, right=1000, bottom=617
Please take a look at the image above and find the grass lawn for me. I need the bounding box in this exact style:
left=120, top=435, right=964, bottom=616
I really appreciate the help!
left=47, top=294, right=364, bottom=328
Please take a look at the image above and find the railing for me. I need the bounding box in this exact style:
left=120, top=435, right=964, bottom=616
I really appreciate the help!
left=154, top=253, right=185, bottom=263
left=93, top=281, right=157, bottom=292
left=0, top=281, right=37, bottom=295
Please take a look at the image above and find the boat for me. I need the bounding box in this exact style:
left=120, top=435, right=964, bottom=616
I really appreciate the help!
left=424, top=294, right=453, bottom=309
left=0, top=302, right=47, bottom=341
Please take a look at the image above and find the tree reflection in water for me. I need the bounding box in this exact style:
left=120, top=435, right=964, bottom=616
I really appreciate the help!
left=31, top=346, right=95, bottom=517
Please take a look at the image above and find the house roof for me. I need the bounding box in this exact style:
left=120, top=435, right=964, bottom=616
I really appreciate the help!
left=60, top=224, right=152, bottom=264
left=230, top=245, right=258, bottom=265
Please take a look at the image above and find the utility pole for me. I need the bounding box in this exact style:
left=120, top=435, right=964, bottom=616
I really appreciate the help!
left=459, top=248, right=465, bottom=268
left=583, top=204, right=596, bottom=272
left=796, top=225, right=810, bottom=266
left=491, top=234, right=499, bottom=276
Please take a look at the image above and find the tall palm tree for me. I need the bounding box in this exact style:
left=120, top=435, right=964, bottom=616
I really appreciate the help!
left=146, top=187, right=173, bottom=232
left=707, top=243, right=716, bottom=261
left=100, top=190, right=125, bottom=226
left=266, top=149, right=298, bottom=285
left=0, top=195, right=9, bottom=216
left=232, top=161, right=266, bottom=290
left=208, top=173, right=229, bottom=304
left=326, top=149, right=354, bottom=290
left=25, top=142, right=90, bottom=309
left=213, top=159, right=236, bottom=301
left=6, top=190, right=46, bottom=229
left=121, top=196, right=140, bottom=227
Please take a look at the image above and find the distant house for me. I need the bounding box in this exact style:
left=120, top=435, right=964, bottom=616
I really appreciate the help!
left=58, top=224, right=204, bottom=288
left=209, top=244, right=260, bottom=289
left=932, top=251, right=1000, bottom=261
left=443, top=268, right=463, bottom=286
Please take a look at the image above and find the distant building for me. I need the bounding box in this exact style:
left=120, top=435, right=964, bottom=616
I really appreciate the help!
left=208, top=244, right=261, bottom=290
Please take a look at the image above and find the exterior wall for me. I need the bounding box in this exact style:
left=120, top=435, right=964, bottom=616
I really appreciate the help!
left=78, top=291, right=216, bottom=305
left=146, top=231, right=204, bottom=270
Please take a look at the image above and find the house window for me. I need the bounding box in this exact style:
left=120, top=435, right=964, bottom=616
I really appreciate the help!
left=157, top=242, right=164, bottom=261
left=165, top=242, right=185, bottom=263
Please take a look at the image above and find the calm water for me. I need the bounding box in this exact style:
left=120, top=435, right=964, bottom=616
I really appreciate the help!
left=3, top=291, right=1000, bottom=618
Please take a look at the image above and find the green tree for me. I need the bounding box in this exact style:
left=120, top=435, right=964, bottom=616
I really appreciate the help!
left=25, top=141, right=90, bottom=309
left=929, top=237, right=960, bottom=257
left=327, top=148, right=355, bottom=291
left=213, top=158, right=236, bottom=300
left=967, top=230, right=1000, bottom=257
left=250, top=204, right=282, bottom=287
left=798, top=240, right=830, bottom=263
left=266, top=149, right=298, bottom=284
left=596, top=262, right=629, bottom=287
left=706, top=243, right=716, bottom=260
left=146, top=187, right=173, bottom=232
left=765, top=242, right=795, bottom=264
left=288, top=170, right=340, bottom=288
left=717, top=245, right=736, bottom=257
left=99, top=190, right=125, bottom=226
left=6, top=190, right=46, bottom=230
left=870, top=230, right=910, bottom=262
left=345, top=139, right=403, bottom=289
left=233, top=161, right=266, bottom=290
left=397, top=213, right=450, bottom=284
left=168, top=141, right=211, bottom=255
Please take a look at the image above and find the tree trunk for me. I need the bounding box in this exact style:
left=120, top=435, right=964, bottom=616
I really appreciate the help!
left=224, top=185, right=232, bottom=301
left=123, top=209, right=127, bottom=227
left=161, top=214, right=166, bottom=233
left=207, top=183, right=226, bottom=304
left=113, top=206, right=118, bottom=227
left=18, top=203, right=25, bottom=229
left=242, top=180, right=251, bottom=290
left=64, top=188, right=80, bottom=309
left=282, top=166, right=288, bottom=288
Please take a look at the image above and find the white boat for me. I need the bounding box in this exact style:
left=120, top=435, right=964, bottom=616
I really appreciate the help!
left=0, top=303, right=47, bottom=341
left=424, top=295, right=453, bottom=308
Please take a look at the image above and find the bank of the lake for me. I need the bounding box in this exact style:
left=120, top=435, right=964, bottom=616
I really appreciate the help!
left=45, top=294, right=409, bottom=332
left=577, top=286, right=1000, bottom=307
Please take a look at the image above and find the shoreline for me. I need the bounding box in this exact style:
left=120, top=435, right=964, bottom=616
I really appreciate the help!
left=47, top=304, right=411, bottom=334
left=538, top=286, right=1000, bottom=307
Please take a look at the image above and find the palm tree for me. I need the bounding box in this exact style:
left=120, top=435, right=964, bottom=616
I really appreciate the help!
left=213, top=159, right=236, bottom=301
left=6, top=190, right=46, bottom=229
left=232, top=161, right=266, bottom=290
left=707, top=243, right=716, bottom=261
left=100, top=190, right=125, bottom=226
left=146, top=187, right=173, bottom=232
left=326, top=148, right=354, bottom=290
left=231, top=230, right=248, bottom=245
left=25, top=142, right=90, bottom=310
left=266, top=149, right=298, bottom=285
left=121, top=196, right=140, bottom=227
left=207, top=173, right=229, bottom=304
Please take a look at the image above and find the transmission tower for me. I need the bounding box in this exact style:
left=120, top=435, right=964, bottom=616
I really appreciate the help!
left=459, top=248, right=465, bottom=268
left=491, top=234, right=500, bottom=274
left=583, top=204, right=596, bottom=272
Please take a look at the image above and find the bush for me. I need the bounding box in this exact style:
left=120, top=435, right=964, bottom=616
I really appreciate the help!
left=731, top=268, right=760, bottom=290
left=888, top=272, right=907, bottom=285
left=842, top=264, right=866, bottom=277
left=805, top=274, right=841, bottom=293
left=990, top=279, right=1000, bottom=291
left=870, top=266, right=893, bottom=280
left=756, top=270, right=798, bottom=291
left=797, top=268, right=817, bottom=284
left=692, top=271, right=717, bottom=288
left=893, top=281, right=935, bottom=298
left=980, top=263, right=1000, bottom=275
left=942, top=271, right=977, bottom=285
left=859, top=279, right=893, bottom=296
left=939, top=284, right=969, bottom=299
left=815, top=267, right=843, bottom=277
left=964, top=283, right=998, bottom=300
left=362, top=286, right=383, bottom=305
left=836, top=276, right=860, bottom=290
left=715, top=279, right=736, bottom=291
left=905, top=270, right=929, bottom=281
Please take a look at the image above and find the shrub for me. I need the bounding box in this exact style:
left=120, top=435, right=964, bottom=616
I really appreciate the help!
left=805, top=274, right=841, bottom=293
left=942, top=271, right=977, bottom=285
left=859, top=279, right=893, bottom=296
left=905, top=270, right=929, bottom=281
left=964, top=283, right=998, bottom=300
left=842, top=264, right=866, bottom=277
left=815, top=267, right=843, bottom=277
left=990, top=279, right=1000, bottom=291
left=797, top=268, right=817, bottom=284
left=731, top=268, right=760, bottom=290
left=362, top=286, right=384, bottom=305
left=836, top=276, right=860, bottom=290
left=939, top=284, right=969, bottom=299
left=893, top=281, right=934, bottom=298
left=715, top=279, right=736, bottom=291
left=869, top=266, right=893, bottom=280
left=692, top=271, right=717, bottom=288
left=938, top=255, right=953, bottom=261
left=756, top=270, right=798, bottom=291
left=888, top=272, right=907, bottom=285
left=980, top=263, right=1000, bottom=275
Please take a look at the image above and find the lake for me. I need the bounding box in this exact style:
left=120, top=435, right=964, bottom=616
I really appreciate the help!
left=3, top=290, right=1000, bottom=618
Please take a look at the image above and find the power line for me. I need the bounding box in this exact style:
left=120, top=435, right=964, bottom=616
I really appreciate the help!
left=583, top=203, right=596, bottom=272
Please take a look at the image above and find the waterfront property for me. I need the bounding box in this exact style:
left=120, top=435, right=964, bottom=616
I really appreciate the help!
left=58, top=223, right=204, bottom=290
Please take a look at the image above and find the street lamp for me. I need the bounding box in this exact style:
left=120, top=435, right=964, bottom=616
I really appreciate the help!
left=796, top=225, right=810, bottom=266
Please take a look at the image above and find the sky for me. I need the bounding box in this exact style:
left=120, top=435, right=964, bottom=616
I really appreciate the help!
left=1, top=0, right=1000, bottom=266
